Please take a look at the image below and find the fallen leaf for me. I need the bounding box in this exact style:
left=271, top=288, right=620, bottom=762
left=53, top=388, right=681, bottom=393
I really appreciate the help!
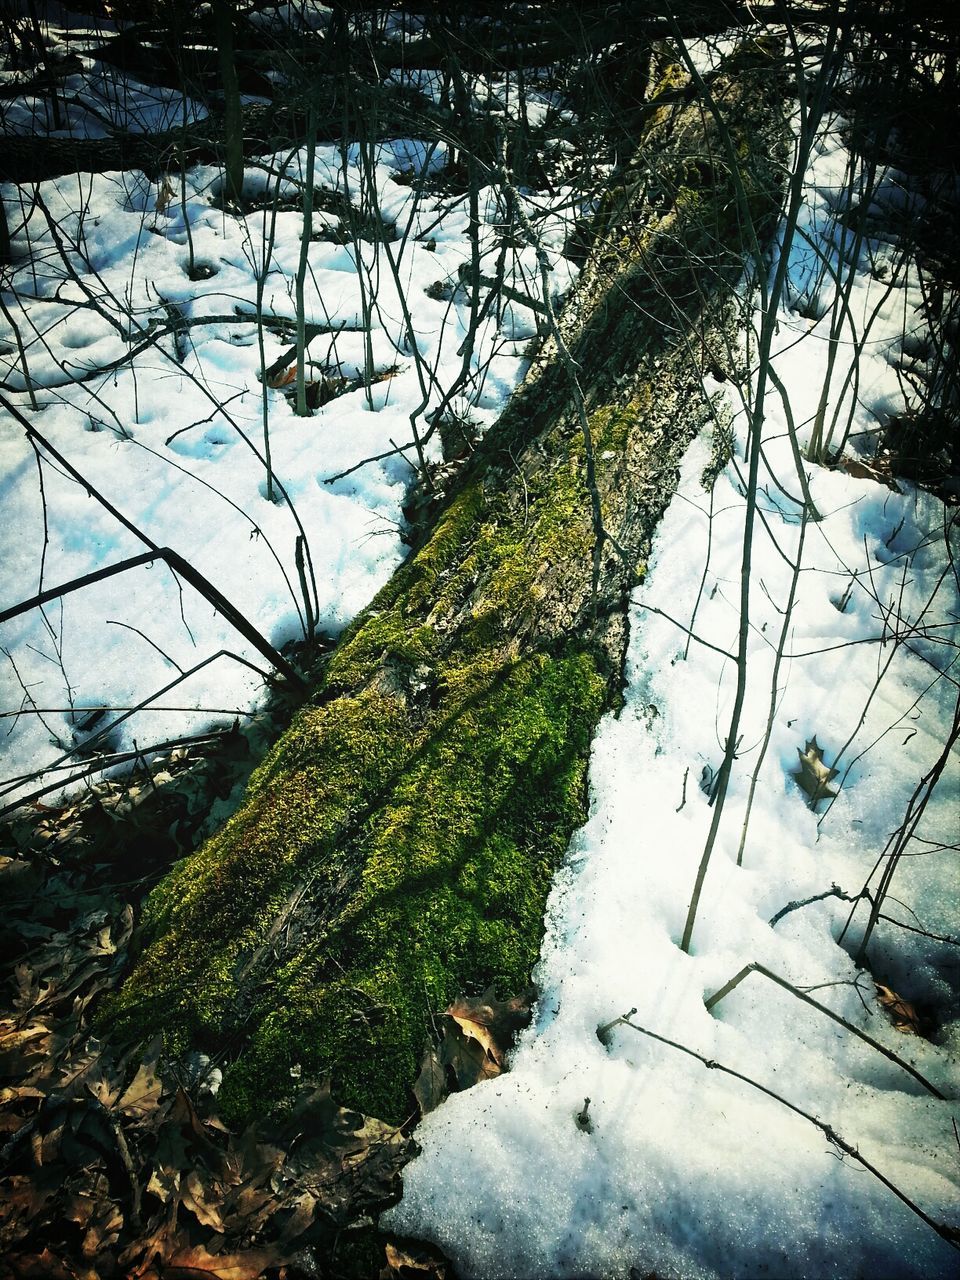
left=437, top=1019, right=500, bottom=1091
left=118, top=1038, right=164, bottom=1121
left=69, top=1047, right=120, bottom=1108
left=792, top=736, right=838, bottom=808
left=412, top=1044, right=447, bottom=1117
left=0, top=1172, right=60, bottom=1232
left=0, top=1020, right=54, bottom=1080
left=157, top=1087, right=223, bottom=1172
left=381, top=1237, right=450, bottom=1278
left=875, top=982, right=921, bottom=1034
left=445, top=985, right=535, bottom=1067
left=180, top=1166, right=227, bottom=1233
left=117, top=1212, right=180, bottom=1273
left=161, top=1244, right=279, bottom=1279
left=145, top=1161, right=180, bottom=1205
left=273, top=1190, right=316, bottom=1245
left=0, top=857, right=44, bottom=896
left=80, top=1197, right=124, bottom=1259
left=0, top=1084, right=44, bottom=1105
left=3, top=1246, right=76, bottom=1279
left=13, top=963, right=40, bottom=1013
left=267, top=366, right=297, bottom=389
left=836, top=453, right=902, bottom=493
left=62, top=1188, right=100, bottom=1230
left=274, top=1082, right=413, bottom=1224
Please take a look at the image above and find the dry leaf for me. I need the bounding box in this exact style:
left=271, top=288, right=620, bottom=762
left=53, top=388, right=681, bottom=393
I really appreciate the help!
left=13, top=963, right=40, bottom=1012
left=0, top=838, right=418, bottom=1277
left=381, top=1237, right=450, bottom=1278
left=445, top=984, right=535, bottom=1067
left=180, top=1167, right=227, bottom=1233
left=437, top=1019, right=501, bottom=1091
left=155, top=176, right=177, bottom=215
left=792, top=736, right=838, bottom=808
left=80, top=1197, right=124, bottom=1259
left=875, top=982, right=921, bottom=1034
left=118, top=1038, right=163, bottom=1121
left=146, top=1162, right=180, bottom=1205
left=267, top=366, right=297, bottom=389
left=274, top=1082, right=413, bottom=1224
left=3, top=1246, right=76, bottom=1279
left=412, top=1044, right=447, bottom=1117
left=0, top=1019, right=52, bottom=1079
left=836, top=453, right=902, bottom=493
left=161, top=1244, right=278, bottom=1279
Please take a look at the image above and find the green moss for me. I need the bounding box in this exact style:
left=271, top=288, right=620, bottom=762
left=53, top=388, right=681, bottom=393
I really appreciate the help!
left=327, top=610, right=434, bottom=688
left=106, top=408, right=611, bottom=1125
left=110, top=645, right=603, bottom=1125
left=591, top=400, right=645, bottom=454
left=215, top=648, right=604, bottom=1124
left=651, top=59, right=687, bottom=97
left=105, top=53, right=786, bottom=1128
left=403, top=482, right=486, bottom=609
left=645, top=58, right=688, bottom=130
left=109, top=685, right=416, bottom=1037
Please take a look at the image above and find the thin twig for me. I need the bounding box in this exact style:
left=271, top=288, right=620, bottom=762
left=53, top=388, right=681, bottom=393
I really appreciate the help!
left=703, top=961, right=945, bottom=1098
left=600, top=1012, right=958, bottom=1249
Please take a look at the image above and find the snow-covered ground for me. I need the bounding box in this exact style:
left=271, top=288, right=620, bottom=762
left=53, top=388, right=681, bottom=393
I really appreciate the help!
left=0, top=22, right=577, bottom=807
left=388, top=457, right=959, bottom=1279
left=2, top=13, right=958, bottom=1278
left=386, top=79, right=960, bottom=1280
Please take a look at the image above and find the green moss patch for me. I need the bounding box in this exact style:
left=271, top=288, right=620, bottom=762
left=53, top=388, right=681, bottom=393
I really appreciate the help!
left=105, top=52, right=786, bottom=1127
left=106, top=416, right=608, bottom=1125
left=215, top=648, right=603, bottom=1124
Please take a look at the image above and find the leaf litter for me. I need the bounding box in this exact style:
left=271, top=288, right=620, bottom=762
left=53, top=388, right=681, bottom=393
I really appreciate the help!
left=412, top=985, right=537, bottom=1112
left=0, top=750, right=538, bottom=1275
left=0, top=766, right=423, bottom=1278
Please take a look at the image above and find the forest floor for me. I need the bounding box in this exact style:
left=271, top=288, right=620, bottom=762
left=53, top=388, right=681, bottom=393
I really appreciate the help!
left=1, top=7, right=958, bottom=1279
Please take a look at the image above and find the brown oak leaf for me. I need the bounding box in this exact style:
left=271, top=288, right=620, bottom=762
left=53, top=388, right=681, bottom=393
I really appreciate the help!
left=117, top=1037, right=163, bottom=1122
left=438, top=1020, right=500, bottom=1091
left=875, top=982, right=921, bottom=1035
left=412, top=1044, right=447, bottom=1117
left=160, top=1244, right=278, bottom=1279
left=443, top=984, right=536, bottom=1077
left=381, top=1237, right=450, bottom=1278
left=793, top=736, right=839, bottom=808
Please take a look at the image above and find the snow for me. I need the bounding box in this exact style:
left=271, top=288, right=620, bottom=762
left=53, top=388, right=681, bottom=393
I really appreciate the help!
left=386, top=431, right=959, bottom=1277
left=1, top=90, right=577, bottom=808
left=2, top=16, right=958, bottom=1278
left=384, top=78, right=960, bottom=1280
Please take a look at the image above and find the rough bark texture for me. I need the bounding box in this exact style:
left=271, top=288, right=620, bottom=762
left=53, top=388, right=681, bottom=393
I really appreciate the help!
left=106, top=44, right=788, bottom=1125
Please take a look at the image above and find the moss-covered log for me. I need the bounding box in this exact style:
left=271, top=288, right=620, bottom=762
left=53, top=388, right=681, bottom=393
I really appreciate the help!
left=106, top=44, right=788, bottom=1125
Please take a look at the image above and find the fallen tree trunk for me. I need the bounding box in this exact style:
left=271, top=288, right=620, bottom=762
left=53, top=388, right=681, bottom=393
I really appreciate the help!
left=0, top=101, right=303, bottom=185
left=105, top=42, right=788, bottom=1126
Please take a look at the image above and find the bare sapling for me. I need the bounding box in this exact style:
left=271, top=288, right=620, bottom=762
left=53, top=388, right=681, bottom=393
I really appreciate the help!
left=678, top=18, right=847, bottom=953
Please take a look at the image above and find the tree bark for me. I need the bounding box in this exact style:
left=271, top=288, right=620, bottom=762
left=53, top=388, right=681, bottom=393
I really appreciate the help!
left=213, top=0, right=245, bottom=207
left=105, top=44, right=789, bottom=1126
